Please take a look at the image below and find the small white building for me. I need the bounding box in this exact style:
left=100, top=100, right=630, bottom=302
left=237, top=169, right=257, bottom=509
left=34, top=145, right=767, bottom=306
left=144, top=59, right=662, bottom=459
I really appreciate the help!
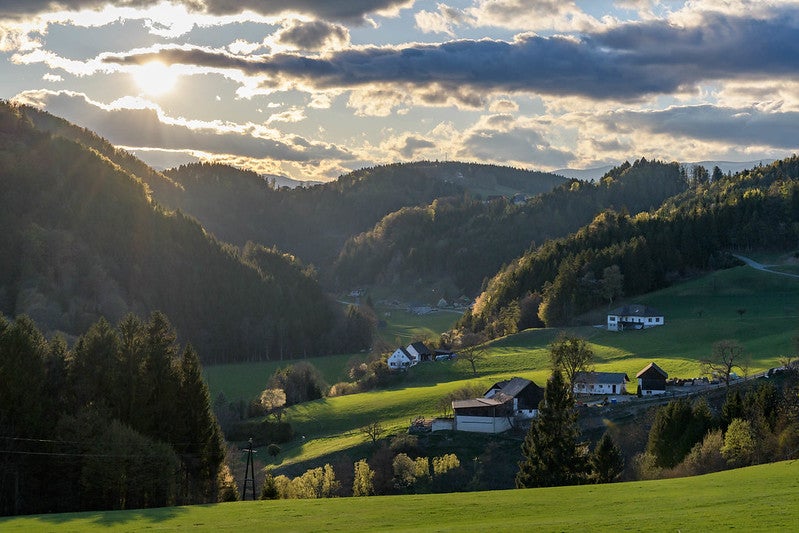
left=573, top=372, right=629, bottom=396
left=607, top=304, right=664, bottom=331
left=387, top=347, right=413, bottom=370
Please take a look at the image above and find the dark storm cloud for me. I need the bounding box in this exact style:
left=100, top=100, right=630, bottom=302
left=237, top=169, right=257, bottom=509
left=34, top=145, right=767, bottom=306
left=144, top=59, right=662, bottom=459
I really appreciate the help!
left=0, top=0, right=410, bottom=22
left=604, top=105, right=799, bottom=149
left=101, top=12, right=799, bottom=101
left=26, top=91, right=353, bottom=161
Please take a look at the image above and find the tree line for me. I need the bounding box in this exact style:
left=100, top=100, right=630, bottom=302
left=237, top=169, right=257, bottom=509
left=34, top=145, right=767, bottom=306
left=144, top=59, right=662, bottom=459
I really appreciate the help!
left=0, top=312, right=235, bottom=515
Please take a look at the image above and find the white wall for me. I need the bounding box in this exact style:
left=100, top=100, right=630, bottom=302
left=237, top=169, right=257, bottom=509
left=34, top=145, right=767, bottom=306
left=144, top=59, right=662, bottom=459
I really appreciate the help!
left=454, top=415, right=512, bottom=434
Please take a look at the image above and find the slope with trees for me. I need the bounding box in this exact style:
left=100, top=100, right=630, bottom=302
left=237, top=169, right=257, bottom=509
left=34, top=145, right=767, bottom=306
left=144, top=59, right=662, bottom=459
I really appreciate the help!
left=461, top=156, right=799, bottom=338
left=332, top=159, right=688, bottom=297
left=156, top=161, right=564, bottom=272
left=0, top=101, right=368, bottom=363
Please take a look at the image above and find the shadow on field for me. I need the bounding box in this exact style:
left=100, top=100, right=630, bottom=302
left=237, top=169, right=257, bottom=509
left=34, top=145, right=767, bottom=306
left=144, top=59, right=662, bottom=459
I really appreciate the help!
left=23, top=504, right=188, bottom=528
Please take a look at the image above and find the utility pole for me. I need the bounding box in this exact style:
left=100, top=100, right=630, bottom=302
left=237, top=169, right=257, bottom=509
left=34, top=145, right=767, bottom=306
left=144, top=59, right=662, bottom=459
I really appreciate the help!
left=241, top=437, right=257, bottom=500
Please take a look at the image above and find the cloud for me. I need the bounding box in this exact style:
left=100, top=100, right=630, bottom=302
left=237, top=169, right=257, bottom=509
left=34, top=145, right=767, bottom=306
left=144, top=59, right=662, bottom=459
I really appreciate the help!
left=603, top=104, right=799, bottom=150
left=396, top=135, right=436, bottom=158
left=0, top=0, right=414, bottom=22
left=273, top=19, right=350, bottom=51
left=96, top=11, right=799, bottom=104
left=460, top=124, right=574, bottom=167
left=13, top=89, right=353, bottom=164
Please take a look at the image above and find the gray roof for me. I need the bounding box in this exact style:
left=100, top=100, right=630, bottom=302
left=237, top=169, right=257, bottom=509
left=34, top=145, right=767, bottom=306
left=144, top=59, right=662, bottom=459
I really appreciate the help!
left=452, top=397, right=504, bottom=409
left=574, top=371, right=630, bottom=384
left=608, top=304, right=662, bottom=317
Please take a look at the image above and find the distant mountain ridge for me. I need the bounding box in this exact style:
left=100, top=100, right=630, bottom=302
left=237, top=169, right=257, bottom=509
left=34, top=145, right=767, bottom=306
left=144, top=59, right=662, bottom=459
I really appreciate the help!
left=333, top=159, right=689, bottom=297
left=154, top=160, right=566, bottom=271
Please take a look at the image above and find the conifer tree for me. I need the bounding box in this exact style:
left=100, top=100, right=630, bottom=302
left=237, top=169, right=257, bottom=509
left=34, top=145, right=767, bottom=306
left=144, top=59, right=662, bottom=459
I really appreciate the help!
left=590, top=432, right=624, bottom=483
left=516, top=370, right=587, bottom=488
left=175, top=343, right=226, bottom=503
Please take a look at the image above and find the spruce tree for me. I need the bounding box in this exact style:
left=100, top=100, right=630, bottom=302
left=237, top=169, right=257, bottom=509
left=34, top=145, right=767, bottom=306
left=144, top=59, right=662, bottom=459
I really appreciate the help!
left=516, top=370, right=587, bottom=488
left=175, top=343, right=226, bottom=504
left=590, top=432, right=624, bottom=483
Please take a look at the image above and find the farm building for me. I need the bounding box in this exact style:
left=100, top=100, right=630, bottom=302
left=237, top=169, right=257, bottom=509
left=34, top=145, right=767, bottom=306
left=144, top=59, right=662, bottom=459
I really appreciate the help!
left=451, top=377, right=544, bottom=434
left=636, top=362, right=668, bottom=395
left=607, top=304, right=664, bottom=331
left=406, top=341, right=433, bottom=363
left=387, top=347, right=414, bottom=370
left=573, top=371, right=629, bottom=396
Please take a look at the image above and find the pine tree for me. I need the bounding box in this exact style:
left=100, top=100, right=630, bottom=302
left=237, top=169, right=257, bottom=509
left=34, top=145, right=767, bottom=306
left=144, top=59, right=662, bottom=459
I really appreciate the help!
left=174, top=343, right=226, bottom=504
left=516, top=370, right=588, bottom=488
left=590, top=432, right=624, bottom=483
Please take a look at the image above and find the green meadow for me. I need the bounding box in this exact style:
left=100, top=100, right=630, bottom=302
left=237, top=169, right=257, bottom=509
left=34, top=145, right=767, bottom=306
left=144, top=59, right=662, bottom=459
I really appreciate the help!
left=3, top=460, right=797, bottom=532
left=205, top=265, right=799, bottom=469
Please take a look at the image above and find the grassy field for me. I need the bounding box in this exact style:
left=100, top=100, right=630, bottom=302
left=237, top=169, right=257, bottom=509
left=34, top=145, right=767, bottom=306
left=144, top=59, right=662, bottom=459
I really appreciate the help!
left=3, top=460, right=797, bottom=532
left=205, top=265, right=799, bottom=469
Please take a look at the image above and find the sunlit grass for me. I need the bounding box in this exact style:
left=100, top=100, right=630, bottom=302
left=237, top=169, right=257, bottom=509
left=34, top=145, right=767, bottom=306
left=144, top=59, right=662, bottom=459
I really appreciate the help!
left=206, top=266, right=799, bottom=468
left=3, top=461, right=797, bottom=532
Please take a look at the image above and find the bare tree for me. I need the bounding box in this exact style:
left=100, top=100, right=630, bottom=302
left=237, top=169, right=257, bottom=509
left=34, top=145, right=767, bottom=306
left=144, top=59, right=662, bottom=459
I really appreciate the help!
left=549, top=333, right=594, bottom=391
left=702, top=339, right=745, bottom=387
left=362, top=420, right=385, bottom=446
left=455, top=332, right=488, bottom=375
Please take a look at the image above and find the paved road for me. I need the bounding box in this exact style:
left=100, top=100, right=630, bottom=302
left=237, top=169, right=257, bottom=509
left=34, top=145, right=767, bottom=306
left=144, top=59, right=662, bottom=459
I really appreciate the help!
left=733, top=254, right=799, bottom=278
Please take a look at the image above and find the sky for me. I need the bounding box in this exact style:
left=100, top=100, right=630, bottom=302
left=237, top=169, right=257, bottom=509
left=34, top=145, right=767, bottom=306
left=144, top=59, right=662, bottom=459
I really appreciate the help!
left=1, top=1, right=798, bottom=183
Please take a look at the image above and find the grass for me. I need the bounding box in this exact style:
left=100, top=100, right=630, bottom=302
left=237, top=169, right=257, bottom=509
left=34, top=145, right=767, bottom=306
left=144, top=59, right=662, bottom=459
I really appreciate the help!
left=203, top=353, right=355, bottom=405
left=206, top=265, right=799, bottom=469
left=3, top=460, right=797, bottom=531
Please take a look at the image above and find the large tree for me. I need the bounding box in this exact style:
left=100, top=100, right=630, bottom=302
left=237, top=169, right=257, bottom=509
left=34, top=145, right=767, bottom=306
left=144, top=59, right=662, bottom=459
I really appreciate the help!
left=702, top=339, right=745, bottom=387
left=516, top=370, right=588, bottom=488
left=548, top=333, right=594, bottom=391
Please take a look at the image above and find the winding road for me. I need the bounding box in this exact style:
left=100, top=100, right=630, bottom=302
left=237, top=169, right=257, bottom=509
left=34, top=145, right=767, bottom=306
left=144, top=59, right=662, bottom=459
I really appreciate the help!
left=732, top=254, right=799, bottom=279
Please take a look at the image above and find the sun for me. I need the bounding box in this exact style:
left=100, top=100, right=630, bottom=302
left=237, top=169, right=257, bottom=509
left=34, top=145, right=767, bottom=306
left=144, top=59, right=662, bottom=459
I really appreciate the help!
left=133, top=61, right=178, bottom=96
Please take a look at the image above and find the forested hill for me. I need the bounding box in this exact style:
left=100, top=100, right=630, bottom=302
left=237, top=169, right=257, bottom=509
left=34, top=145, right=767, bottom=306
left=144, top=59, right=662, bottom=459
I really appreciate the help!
left=460, top=157, right=799, bottom=338
left=332, top=159, right=687, bottom=296
left=16, top=103, right=182, bottom=202
left=157, top=161, right=565, bottom=271
left=0, top=101, right=367, bottom=363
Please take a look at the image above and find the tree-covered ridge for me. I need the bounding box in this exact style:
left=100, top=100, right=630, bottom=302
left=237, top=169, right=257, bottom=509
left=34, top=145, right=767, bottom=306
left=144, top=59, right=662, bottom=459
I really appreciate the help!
left=0, top=101, right=367, bottom=363
left=333, top=159, right=687, bottom=296
left=461, top=156, right=799, bottom=337
left=16, top=103, right=181, bottom=202
left=158, top=161, right=565, bottom=273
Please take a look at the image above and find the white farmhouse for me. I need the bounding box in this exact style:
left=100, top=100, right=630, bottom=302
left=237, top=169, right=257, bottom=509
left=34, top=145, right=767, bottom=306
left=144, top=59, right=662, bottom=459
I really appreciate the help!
left=573, top=371, right=629, bottom=396
left=387, top=347, right=413, bottom=370
left=607, top=304, right=664, bottom=331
